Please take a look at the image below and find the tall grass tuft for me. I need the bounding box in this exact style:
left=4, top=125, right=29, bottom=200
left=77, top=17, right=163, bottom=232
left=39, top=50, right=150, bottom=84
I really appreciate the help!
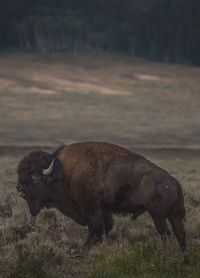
left=88, top=242, right=200, bottom=278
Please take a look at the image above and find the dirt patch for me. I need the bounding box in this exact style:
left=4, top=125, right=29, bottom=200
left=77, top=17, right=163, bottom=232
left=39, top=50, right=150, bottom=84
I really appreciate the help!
left=135, top=74, right=164, bottom=82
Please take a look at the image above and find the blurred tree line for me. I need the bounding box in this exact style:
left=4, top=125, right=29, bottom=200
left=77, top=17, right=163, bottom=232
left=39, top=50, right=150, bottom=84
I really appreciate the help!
left=0, top=0, right=200, bottom=65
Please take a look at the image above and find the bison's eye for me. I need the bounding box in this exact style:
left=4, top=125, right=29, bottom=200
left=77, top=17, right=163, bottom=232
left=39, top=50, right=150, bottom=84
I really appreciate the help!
left=31, top=175, right=41, bottom=182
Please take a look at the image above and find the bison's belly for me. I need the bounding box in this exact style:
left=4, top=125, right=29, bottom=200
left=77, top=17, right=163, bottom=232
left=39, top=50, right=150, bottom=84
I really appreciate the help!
left=102, top=186, right=143, bottom=213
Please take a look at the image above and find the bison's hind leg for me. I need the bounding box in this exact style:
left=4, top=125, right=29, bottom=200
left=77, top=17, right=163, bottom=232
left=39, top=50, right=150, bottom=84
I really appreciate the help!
left=151, top=215, right=171, bottom=242
left=168, top=215, right=186, bottom=252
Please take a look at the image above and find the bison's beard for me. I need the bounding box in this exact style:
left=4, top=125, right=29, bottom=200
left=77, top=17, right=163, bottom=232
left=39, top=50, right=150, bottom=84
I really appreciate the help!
left=28, top=200, right=41, bottom=216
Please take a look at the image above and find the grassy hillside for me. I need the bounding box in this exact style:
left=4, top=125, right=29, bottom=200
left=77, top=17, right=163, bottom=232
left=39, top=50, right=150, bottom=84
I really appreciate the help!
left=0, top=52, right=200, bottom=148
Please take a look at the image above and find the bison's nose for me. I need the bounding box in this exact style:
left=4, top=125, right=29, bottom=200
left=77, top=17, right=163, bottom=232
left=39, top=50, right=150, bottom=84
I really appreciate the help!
left=16, top=184, right=23, bottom=191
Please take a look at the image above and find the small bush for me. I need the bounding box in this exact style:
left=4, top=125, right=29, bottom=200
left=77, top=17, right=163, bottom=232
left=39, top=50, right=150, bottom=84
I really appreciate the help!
left=38, top=209, right=58, bottom=224
left=1, top=234, right=68, bottom=278
left=186, top=187, right=200, bottom=207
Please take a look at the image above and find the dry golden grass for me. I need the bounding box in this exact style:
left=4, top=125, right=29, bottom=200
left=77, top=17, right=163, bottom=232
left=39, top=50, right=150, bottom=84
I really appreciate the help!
left=0, top=52, right=200, bottom=147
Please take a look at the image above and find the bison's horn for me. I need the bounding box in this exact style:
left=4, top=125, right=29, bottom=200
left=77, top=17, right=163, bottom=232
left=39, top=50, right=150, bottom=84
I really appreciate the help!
left=43, top=159, right=55, bottom=175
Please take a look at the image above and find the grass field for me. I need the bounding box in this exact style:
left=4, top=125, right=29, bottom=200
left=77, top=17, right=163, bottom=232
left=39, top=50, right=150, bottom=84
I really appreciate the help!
left=0, top=52, right=200, bottom=277
left=0, top=150, right=200, bottom=278
left=0, top=52, right=200, bottom=147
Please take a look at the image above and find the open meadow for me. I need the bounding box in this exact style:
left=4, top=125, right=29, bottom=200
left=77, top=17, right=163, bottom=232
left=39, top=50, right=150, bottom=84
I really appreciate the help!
left=0, top=53, right=200, bottom=277
left=0, top=52, right=200, bottom=148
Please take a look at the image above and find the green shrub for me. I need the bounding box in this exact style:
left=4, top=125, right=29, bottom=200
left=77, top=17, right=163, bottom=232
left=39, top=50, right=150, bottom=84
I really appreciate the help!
left=0, top=232, right=68, bottom=278
left=88, top=242, right=200, bottom=278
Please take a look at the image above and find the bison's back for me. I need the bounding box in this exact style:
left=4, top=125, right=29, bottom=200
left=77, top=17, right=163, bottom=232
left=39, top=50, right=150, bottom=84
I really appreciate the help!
left=57, top=142, right=145, bottom=170
left=56, top=142, right=147, bottom=199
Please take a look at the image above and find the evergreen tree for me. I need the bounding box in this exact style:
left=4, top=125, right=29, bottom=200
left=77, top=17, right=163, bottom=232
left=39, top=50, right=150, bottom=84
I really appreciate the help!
left=0, top=0, right=199, bottom=65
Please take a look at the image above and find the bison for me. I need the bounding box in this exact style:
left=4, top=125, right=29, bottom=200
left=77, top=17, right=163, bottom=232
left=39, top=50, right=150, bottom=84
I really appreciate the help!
left=16, top=142, right=186, bottom=251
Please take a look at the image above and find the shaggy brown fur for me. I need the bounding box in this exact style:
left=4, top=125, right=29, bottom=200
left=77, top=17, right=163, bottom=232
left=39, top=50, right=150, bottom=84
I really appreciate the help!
left=17, top=142, right=186, bottom=251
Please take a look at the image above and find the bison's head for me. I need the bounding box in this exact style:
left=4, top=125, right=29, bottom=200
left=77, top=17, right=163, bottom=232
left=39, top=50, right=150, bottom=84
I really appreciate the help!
left=17, top=151, right=62, bottom=216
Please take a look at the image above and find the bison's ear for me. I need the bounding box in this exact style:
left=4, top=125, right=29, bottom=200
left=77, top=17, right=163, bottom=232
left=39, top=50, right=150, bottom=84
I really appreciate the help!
left=43, top=158, right=63, bottom=185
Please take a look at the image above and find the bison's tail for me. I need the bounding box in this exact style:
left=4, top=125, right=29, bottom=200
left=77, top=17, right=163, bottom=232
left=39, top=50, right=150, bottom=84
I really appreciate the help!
left=179, top=183, right=186, bottom=222
left=170, top=182, right=186, bottom=222
left=181, top=204, right=186, bottom=222
left=181, top=197, right=186, bottom=222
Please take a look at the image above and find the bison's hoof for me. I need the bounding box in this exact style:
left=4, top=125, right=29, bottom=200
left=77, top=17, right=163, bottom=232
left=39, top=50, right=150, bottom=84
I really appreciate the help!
left=132, top=215, right=138, bottom=221
left=84, top=236, right=103, bottom=247
left=183, top=255, right=190, bottom=264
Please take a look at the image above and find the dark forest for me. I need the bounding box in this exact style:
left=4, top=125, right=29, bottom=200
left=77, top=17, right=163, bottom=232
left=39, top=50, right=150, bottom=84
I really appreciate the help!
left=1, top=0, right=200, bottom=65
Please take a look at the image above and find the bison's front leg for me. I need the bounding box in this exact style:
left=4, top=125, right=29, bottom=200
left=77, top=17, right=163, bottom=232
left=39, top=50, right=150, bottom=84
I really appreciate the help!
left=103, top=212, right=113, bottom=235
left=85, top=204, right=105, bottom=246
